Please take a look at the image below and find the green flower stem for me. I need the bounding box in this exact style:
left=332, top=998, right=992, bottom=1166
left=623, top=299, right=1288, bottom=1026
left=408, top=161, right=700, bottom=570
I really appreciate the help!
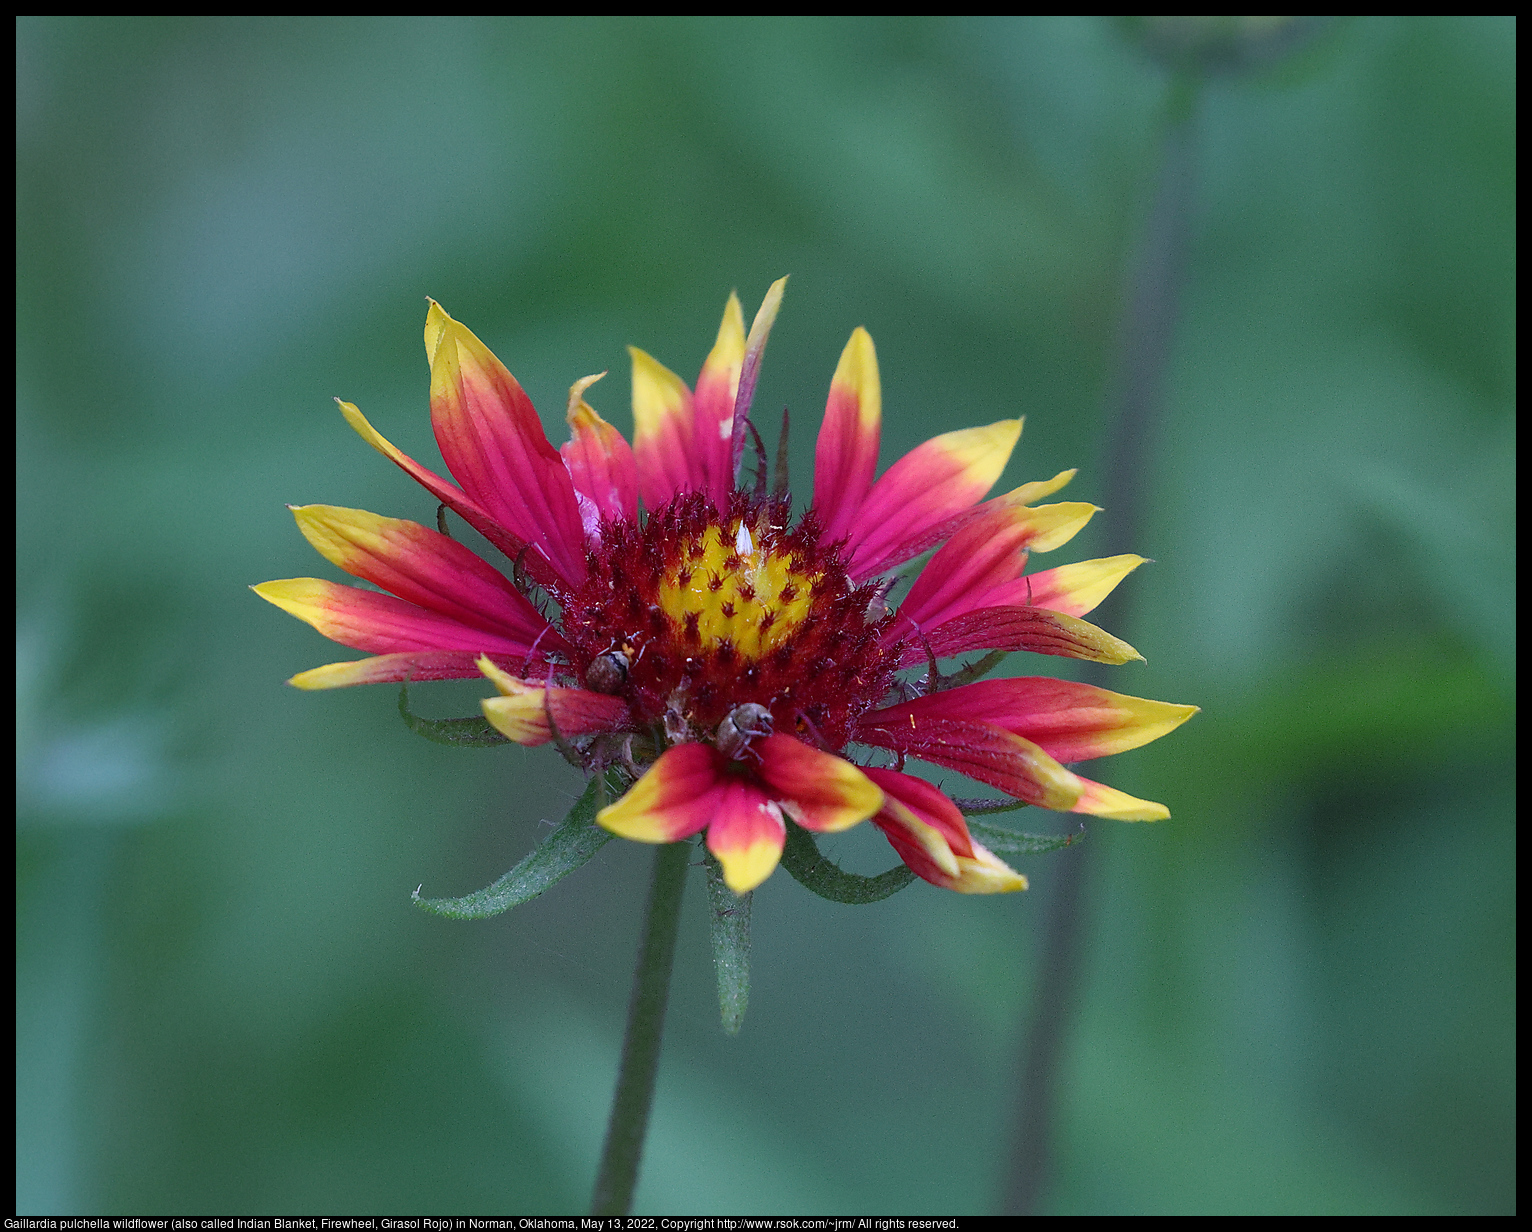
left=590, top=839, right=691, bottom=1216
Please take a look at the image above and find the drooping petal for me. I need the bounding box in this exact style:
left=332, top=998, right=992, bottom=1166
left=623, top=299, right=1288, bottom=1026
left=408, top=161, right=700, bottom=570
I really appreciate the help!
left=863, top=767, right=971, bottom=873
left=895, top=605, right=1142, bottom=667
left=288, top=650, right=524, bottom=691
left=812, top=326, right=881, bottom=543
left=252, top=578, right=540, bottom=658
left=289, top=505, right=559, bottom=647
left=692, top=292, right=747, bottom=506
left=898, top=488, right=1098, bottom=629
left=1000, top=554, right=1148, bottom=618
left=629, top=346, right=697, bottom=509
left=1070, top=775, right=1171, bottom=822
left=856, top=715, right=1084, bottom=811
left=841, top=419, right=1023, bottom=580
left=424, top=301, right=588, bottom=588
left=560, top=373, right=639, bottom=527
left=727, top=276, right=788, bottom=480
left=597, top=743, right=726, bottom=843
left=706, top=780, right=788, bottom=894
left=754, top=734, right=884, bottom=833
left=867, top=678, right=1199, bottom=765
left=862, top=770, right=1028, bottom=892
left=478, top=657, right=631, bottom=746
left=337, top=398, right=557, bottom=587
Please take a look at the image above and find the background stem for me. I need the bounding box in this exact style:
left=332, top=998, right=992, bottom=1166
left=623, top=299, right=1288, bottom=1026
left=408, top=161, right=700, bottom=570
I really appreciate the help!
left=1001, top=74, right=1201, bottom=1216
left=590, top=839, right=691, bottom=1216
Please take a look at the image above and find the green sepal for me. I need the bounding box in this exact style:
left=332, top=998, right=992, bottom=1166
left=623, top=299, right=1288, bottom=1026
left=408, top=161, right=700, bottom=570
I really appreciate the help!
left=398, top=681, right=510, bottom=747
left=702, top=849, right=752, bottom=1035
left=967, top=818, right=1085, bottom=856
left=413, top=772, right=621, bottom=919
left=952, top=795, right=1031, bottom=817
left=778, top=820, right=916, bottom=904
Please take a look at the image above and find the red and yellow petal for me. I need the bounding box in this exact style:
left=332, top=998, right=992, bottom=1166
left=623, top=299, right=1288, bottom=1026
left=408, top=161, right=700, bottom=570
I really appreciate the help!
left=812, top=326, right=882, bottom=543
left=754, top=734, right=884, bottom=833
left=629, top=345, right=697, bottom=509
left=692, top=292, right=747, bottom=506
left=596, top=743, right=726, bottom=844
left=289, top=504, right=557, bottom=647
left=861, top=771, right=1026, bottom=893
left=560, top=373, right=639, bottom=528
left=898, top=487, right=1098, bottom=629
left=1070, top=775, right=1171, bottom=822
left=252, top=578, right=539, bottom=658
left=705, top=780, right=788, bottom=894
left=336, top=398, right=557, bottom=586
left=725, top=277, right=788, bottom=481
left=864, top=678, right=1196, bottom=765
left=857, top=715, right=1085, bottom=811
left=896, top=605, right=1142, bottom=667
left=424, top=301, right=588, bottom=588
left=1003, top=554, right=1148, bottom=618
left=841, top=419, right=1023, bottom=580
left=477, top=657, right=631, bottom=746
left=287, top=650, right=523, bottom=691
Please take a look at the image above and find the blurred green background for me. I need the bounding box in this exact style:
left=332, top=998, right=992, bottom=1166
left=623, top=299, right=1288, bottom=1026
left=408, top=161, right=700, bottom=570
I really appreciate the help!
left=16, top=16, right=1514, bottom=1216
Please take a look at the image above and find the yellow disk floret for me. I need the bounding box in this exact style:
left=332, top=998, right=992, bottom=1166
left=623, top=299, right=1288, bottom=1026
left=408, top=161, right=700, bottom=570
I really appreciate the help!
left=656, top=519, right=817, bottom=660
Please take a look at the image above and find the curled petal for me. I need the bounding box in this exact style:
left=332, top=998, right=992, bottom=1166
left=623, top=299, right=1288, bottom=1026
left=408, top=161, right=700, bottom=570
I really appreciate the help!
left=693, top=292, right=747, bottom=505
left=706, top=781, right=787, bottom=894
left=425, top=301, right=587, bottom=588
left=874, top=802, right=1029, bottom=893
left=288, top=505, right=557, bottom=647
left=477, top=657, right=631, bottom=746
left=865, top=677, right=1198, bottom=764
left=287, top=650, right=524, bottom=691
left=896, top=605, right=1142, bottom=667
left=898, top=487, right=1097, bottom=628
left=860, top=773, right=1026, bottom=893
left=629, top=346, right=697, bottom=508
left=754, top=734, right=884, bottom=833
left=597, top=743, right=726, bottom=843
left=727, top=276, right=788, bottom=479
left=812, top=326, right=881, bottom=543
left=561, top=373, right=639, bottom=526
left=252, top=578, right=540, bottom=658
left=842, top=419, right=1023, bottom=580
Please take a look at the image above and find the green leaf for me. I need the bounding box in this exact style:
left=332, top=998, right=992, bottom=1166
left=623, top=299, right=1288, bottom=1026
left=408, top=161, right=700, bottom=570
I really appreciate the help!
left=398, top=681, right=510, bottom=747
left=702, top=850, right=752, bottom=1035
left=778, top=821, right=916, bottom=904
left=967, top=818, right=1085, bottom=856
left=412, top=772, right=621, bottom=919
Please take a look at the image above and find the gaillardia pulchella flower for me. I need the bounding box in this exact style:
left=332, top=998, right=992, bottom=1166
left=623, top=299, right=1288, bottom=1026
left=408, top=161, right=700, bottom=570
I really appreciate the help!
left=256, top=280, right=1196, bottom=895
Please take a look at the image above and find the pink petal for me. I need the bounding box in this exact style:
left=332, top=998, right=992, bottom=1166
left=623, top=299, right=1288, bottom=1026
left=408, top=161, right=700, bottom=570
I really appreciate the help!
left=289, top=505, right=558, bottom=648
left=865, top=678, right=1198, bottom=764
left=560, top=374, right=639, bottom=525
left=894, top=605, right=1141, bottom=667
left=425, top=301, right=588, bottom=588
left=812, top=327, right=882, bottom=544
left=840, top=420, right=1022, bottom=580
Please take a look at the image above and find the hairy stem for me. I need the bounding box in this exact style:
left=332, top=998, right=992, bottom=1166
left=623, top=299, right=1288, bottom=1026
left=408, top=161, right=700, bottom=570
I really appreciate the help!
left=590, top=840, right=691, bottom=1216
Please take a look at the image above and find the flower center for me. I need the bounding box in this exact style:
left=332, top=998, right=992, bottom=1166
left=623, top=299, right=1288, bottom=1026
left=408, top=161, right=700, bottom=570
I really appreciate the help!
left=561, top=492, right=901, bottom=750
left=654, top=518, right=817, bottom=661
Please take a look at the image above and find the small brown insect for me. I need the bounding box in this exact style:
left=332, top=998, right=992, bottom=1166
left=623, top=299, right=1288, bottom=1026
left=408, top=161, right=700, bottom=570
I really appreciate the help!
left=716, top=702, right=773, bottom=759
left=584, top=648, right=630, bottom=694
